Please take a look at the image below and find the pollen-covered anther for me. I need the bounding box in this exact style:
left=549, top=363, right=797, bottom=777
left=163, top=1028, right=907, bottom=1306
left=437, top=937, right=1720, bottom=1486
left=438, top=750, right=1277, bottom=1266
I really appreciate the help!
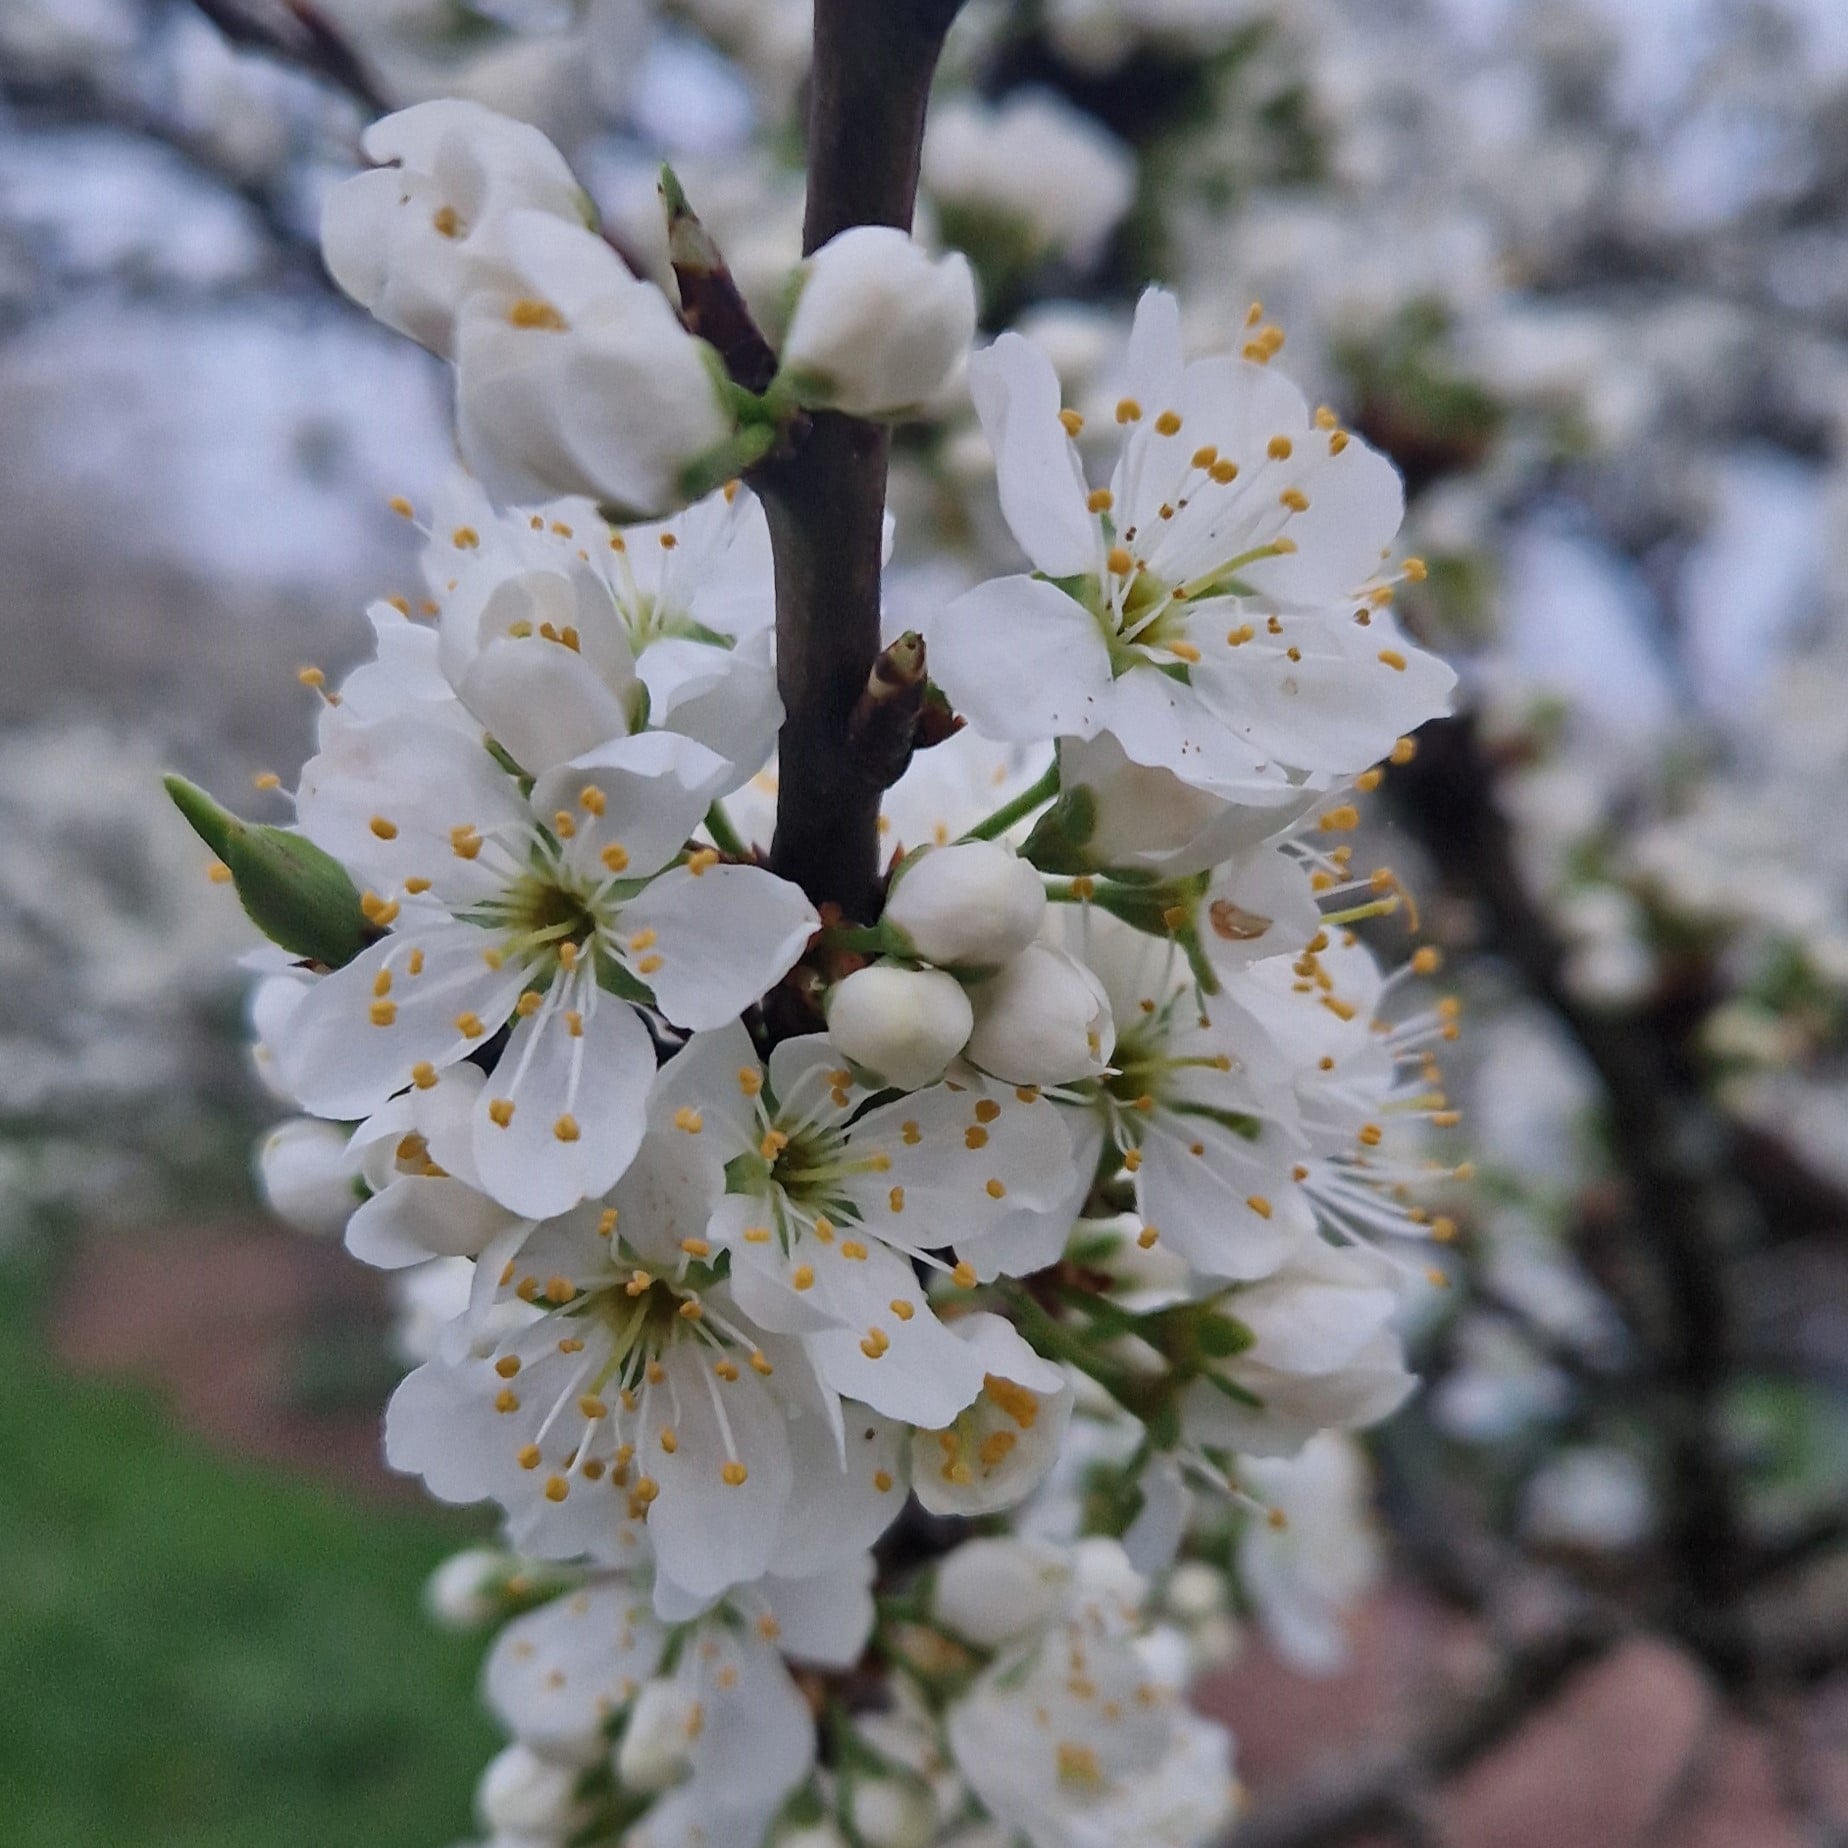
left=686, top=848, right=720, bottom=876
left=600, top=842, right=630, bottom=873
left=1155, top=410, right=1183, bottom=435
left=1115, top=397, right=1142, bottom=424
left=1106, top=545, right=1134, bottom=576
left=1209, top=459, right=1239, bottom=484
left=1086, top=488, right=1114, bottom=514
left=1138, top=1224, right=1160, bottom=1248
left=673, top=1107, right=703, bottom=1134
left=360, top=891, right=399, bottom=926
left=487, top=1097, right=515, bottom=1128
left=1059, top=407, right=1084, bottom=436
left=720, top=1461, right=748, bottom=1486
left=449, top=825, right=483, bottom=860
left=860, top=1327, right=890, bottom=1359
left=553, top=1114, right=580, bottom=1143
left=1246, top=1195, right=1273, bottom=1219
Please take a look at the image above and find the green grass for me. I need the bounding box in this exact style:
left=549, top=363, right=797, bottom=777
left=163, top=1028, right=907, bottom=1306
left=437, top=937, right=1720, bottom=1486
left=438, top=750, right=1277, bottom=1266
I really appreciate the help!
left=0, top=1310, right=498, bottom=1847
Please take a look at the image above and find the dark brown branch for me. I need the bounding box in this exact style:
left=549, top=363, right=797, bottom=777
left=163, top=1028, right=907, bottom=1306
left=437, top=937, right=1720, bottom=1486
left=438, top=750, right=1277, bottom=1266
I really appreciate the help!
left=186, top=0, right=391, bottom=117
left=1388, top=714, right=1751, bottom=1671
left=758, top=0, right=965, bottom=920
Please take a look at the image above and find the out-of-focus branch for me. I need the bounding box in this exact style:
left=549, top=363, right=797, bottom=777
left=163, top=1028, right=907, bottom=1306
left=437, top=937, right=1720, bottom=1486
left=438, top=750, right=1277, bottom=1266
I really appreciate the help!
left=0, top=66, right=333, bottom=293
left=184, top=0, right=390, bottom=116
left=1388, top=712, right=1753, bottom=1673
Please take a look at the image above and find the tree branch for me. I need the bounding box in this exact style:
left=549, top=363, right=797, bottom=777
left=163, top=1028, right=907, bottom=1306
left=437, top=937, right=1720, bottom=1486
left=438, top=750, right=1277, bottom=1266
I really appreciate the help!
left=1388, top=714, right=1751, bottom=1670
left=758, top=0, right=966, bottom=920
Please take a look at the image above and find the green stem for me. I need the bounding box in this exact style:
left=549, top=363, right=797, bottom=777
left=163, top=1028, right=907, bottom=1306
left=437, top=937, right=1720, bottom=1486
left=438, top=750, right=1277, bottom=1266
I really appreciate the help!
left=703, top=801, right=749, bottom=860
left=962, top=758, right=1060, bottom=841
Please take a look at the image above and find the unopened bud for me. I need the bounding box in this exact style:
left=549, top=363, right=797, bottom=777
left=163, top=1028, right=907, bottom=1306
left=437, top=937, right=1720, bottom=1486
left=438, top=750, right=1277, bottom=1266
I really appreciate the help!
left=885, top=841, right=1046, bottom=969
left=424, top=1546, right=517, bottom=1631
left=779, top=226, right=976, bottom=418
left=827, top=963, right=973, bottom=1090
left=851, top=1776, right=938, bottom=1848
left=616, top=1679, right=698, bottom=1793
left=934, top=1536, right=1069, bottom=1648
left=256, top=1118, right=360, bottom=1236
left=477, top=1743, right=585, bottom=1836
left=964, top=944, right=1113, bottom=1085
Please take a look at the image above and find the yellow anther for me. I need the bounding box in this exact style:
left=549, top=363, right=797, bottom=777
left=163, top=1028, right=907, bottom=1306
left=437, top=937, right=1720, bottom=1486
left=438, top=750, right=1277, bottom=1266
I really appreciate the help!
left=1138, top=1225, right=1160, bottom=1248
left=495, top=1388, right=520, bottom=1414
left=1086, top=488, right=1115, bottom=513
left=1267, top=435, right=1293, bottom=460
left=1209, top=459, right=1239, bottom=484
left=1280, top=487, right=1310, bottom=513
left=1155, top=410, right=1182, bottom=435
left=1059, top=407, right=1085, bottom=436
left=601, top=843, right=630, bottom=873
left=1378, top=649, right=1408, bottom=671
left=1403, top=556, right=1428, bottom=582
left=543, top=1474, right=570, bottom=1502
left=985, top=1178, right=1006, bottom=1199
left=508, top=297, right=566, bottom=331
left=369, top=1000, right=397, bottom=1027
left=1246, top=1195, right=1273, bottom=1219
left=635, top=953, right=663, bottom=975
left=487, top=1097, right=515, bottom=1128
left=1115, top=397, right=1142, bottom=423
left=553, top=1115, right=580, bottom=1143
left=674, top=1107, right=703, bottom=1134
left=721, top=1461, right=748, bottom=1486
left=792, top=1265, right=815, bottom=1291
left=952, top=1261, right=977, bottom=1289
left=1106, top=545, right=1134, bottom=576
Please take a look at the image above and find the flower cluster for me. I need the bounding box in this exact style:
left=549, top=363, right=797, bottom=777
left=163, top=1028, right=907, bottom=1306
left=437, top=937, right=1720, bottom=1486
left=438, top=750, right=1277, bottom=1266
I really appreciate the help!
left=215, top=97, right=1463, bottom=1848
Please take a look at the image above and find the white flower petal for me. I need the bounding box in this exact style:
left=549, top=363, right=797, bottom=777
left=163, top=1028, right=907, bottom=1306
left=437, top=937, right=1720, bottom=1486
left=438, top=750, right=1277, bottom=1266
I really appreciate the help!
left=931, top=575, right=1114, bottom=745
left=615, top=864, right=817, bottom=1031
left=968, top=331, right=1097, bottom=577
left=277, top=924, right=525, bottom=1120
left=472, top=979, right=656, bottom=1217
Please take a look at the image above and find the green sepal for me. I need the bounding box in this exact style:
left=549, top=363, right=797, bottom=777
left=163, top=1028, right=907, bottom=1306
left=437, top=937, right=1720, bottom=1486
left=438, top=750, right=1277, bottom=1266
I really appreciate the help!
left=165, top=775, right=374, bottom=968
left=1020, top=785, right=1098, bottom=874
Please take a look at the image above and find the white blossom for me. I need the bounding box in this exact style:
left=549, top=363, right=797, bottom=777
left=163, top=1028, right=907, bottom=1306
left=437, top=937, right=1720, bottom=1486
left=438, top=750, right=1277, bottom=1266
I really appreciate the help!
left=278, top=723, right=814, bottom=1219
left=779, top=226, right=977, bottom=418
left=963, top=942, right=1116, bottom=1088
left=923, top=91, right=1137, bottom=272
left=453, top=209, right=738, bottom=519
left=884, top=839, right=1047, bottom=969
left=825, top=963, right=975, bottom=1091
left=928, top=289, right=1455, bottom=799
left=255, top=1116, right=361, bottom=1236
left=321, top=100, right=589, bottom=359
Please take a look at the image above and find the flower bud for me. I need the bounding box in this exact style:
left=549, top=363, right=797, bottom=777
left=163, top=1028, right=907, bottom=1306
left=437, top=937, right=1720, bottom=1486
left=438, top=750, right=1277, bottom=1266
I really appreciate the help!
left=885, top=841, right=1046, bottom=969
left=934, top=1536, right=1069, bottom=1648
left=850, top=1777, right=938, bottom=1848
left=964, top=944, right=1114, bottom=1085
left=256, top=1118, right=359, bottom=1236
left=455, top=210, right=741, bottom=519
left=477, top=1743, right=585, bottom=1837
left=424, top=1546, right=515, bottom=1631
left=321, top=100, right=588, bottom=359
left=827, top=963, right=974, bottom=1090
left=615, top=1679, right=699, bottom=1793
left=779, top=226, right=976, bottom=418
